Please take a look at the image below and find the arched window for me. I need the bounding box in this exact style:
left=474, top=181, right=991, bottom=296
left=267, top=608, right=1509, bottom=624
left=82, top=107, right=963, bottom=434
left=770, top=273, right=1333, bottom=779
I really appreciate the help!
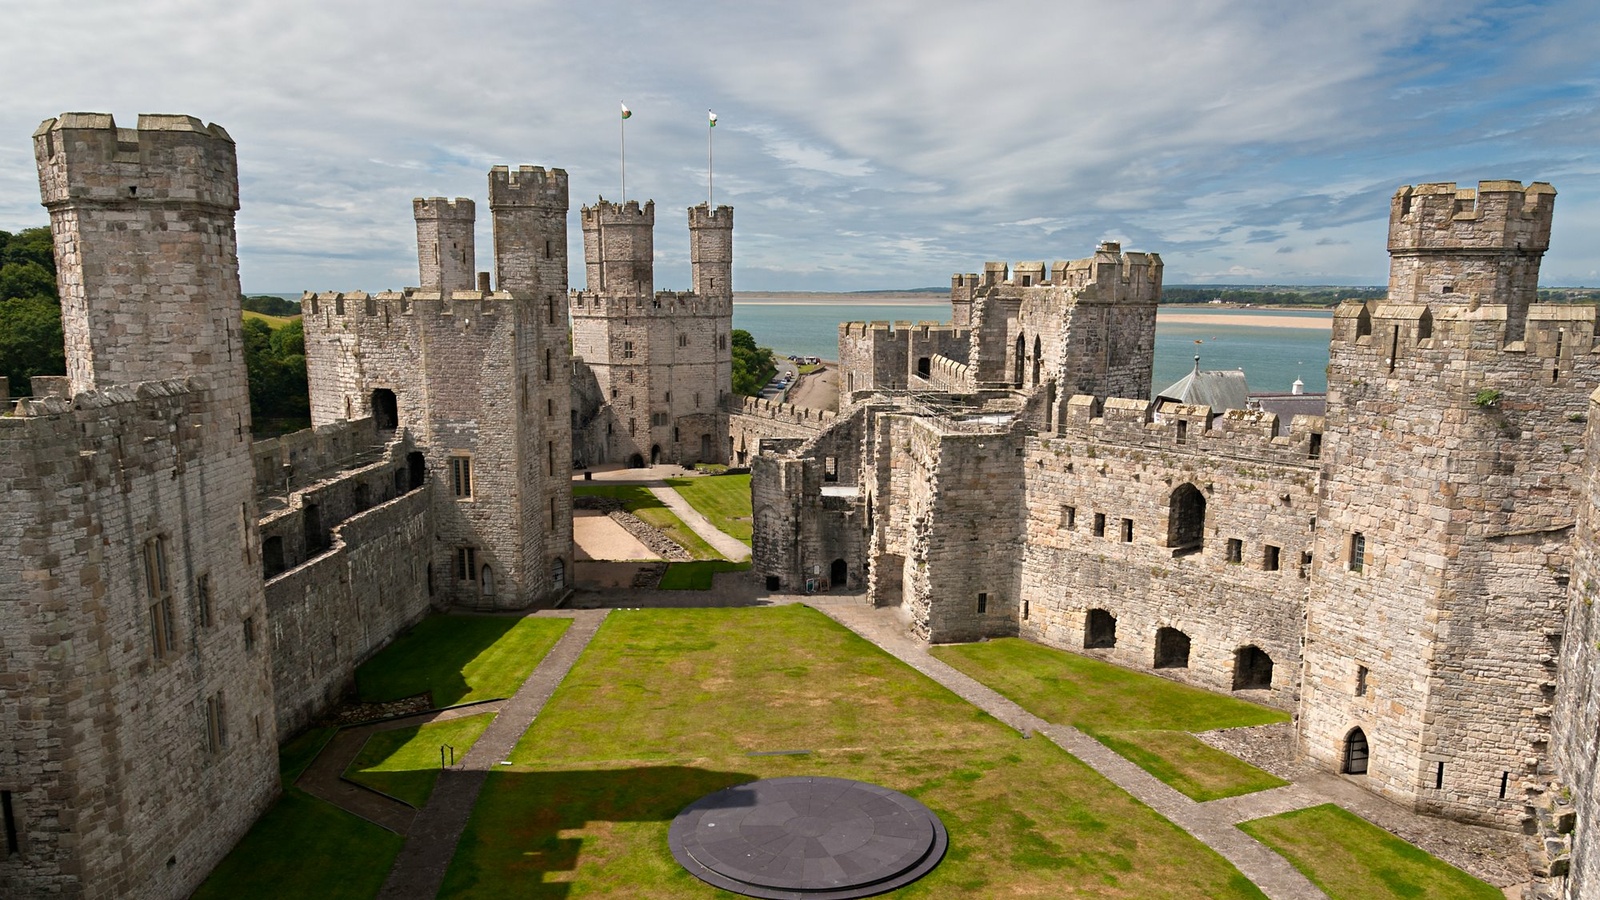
left=1154, top=627, right=1190, bottom=668
left=1233, top=645, right=1273, bottom=690
left=1085, top=609, right=1117, bottom=649
left=1014, top=334, right=1026, bottom=387
left=1167, top=484, right=1206, bottom=554
left=1356, top=304, right=1373, bottom=339
left=1343, top=727, right=1369, bottom=775
left=1032, top=335, right=1042, bottom=386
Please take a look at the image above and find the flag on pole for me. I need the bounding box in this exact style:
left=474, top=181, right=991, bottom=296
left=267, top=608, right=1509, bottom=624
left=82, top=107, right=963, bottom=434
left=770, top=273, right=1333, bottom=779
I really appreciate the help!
left=708, top=110, right=718, bottom=127
left=621, top=102, right=632, bottom=120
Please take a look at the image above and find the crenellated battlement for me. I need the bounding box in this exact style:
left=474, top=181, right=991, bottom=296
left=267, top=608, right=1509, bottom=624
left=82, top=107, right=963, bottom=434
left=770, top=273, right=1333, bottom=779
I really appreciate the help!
left=302, top=288, right=551, bottom=323
left=34, top=113, right=238, bottom=211
left=1389, top=180, right=1555, bottom=254
left=581, top=197, right=655, bottom=224
left=1330, top=299, right=1598, bottom=361
left=736, top=395, right=839, bottom=428
left=948, top=243, right=1163, bottom=299
left=838, top=320, right=966, bottom=338
left=568, top=288, right=732, bottom=317
left=413, top=196, right=474, bottom=219
left=487, top=164, right=568, bottom=208
left=688, top=203, right=733, bottom=227
left=1052, top=393, right=1324, bottom=467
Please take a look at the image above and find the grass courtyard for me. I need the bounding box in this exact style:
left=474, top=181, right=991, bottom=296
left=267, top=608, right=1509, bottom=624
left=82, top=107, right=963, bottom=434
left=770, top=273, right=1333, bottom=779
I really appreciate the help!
left=356, top=614, right=570, bottom=706
left=663, top=473, right=753, bottom=545
left=439, top=606, right=1268, bottom=898
left=930, top=638, right=1290, bottom=801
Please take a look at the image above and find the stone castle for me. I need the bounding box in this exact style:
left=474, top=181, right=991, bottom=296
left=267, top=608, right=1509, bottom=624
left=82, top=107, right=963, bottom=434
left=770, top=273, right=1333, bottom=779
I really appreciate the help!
left=2, top=110, right=1599, bottom=900
left=749, top=181, right=1600, bottom=895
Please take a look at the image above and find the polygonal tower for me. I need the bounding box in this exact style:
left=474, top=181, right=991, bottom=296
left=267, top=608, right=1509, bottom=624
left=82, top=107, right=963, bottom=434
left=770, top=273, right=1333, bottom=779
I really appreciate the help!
left=570, top=200, right=733, bottom=468
left=301, top=166, right=575, bottom=610
left=2, top=112, right=277, bottom=897
left=1301, top=180, right=1595, bottom=827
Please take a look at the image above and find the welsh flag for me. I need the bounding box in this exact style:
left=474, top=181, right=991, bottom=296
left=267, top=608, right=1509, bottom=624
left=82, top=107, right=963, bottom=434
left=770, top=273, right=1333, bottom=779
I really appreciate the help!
left=621, top=102, right=632, bottom=120
left=709, top=111, right=718, bottom=127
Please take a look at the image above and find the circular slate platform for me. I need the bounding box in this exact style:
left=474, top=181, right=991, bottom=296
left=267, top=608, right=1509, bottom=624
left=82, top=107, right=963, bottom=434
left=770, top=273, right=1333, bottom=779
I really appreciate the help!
left=668, top=776, right=948, bottom=899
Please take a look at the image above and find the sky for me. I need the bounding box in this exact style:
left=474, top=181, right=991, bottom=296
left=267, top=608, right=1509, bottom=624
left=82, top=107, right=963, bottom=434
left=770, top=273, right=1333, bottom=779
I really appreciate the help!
left=1, top=1, right=1597, bottom=292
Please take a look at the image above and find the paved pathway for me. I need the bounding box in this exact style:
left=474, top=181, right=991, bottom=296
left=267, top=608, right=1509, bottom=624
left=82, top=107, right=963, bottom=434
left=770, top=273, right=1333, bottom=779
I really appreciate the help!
left=809, top=597, right=1329, bottom=900
left=296, top=700, right=505, bottom=835
left=646, top=484, right=752, bottom=561
left=376, top=609, right=608, bottom=899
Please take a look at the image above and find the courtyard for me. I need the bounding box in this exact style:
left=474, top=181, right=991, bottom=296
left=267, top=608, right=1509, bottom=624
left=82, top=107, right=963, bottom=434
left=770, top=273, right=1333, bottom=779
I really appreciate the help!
left=196, top=599, right=1511, bottom=899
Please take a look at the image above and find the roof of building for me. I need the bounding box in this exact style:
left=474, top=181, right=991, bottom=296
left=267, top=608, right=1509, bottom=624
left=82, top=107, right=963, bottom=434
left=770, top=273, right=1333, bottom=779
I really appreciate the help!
left=1155, top=357, right=1251, bottom=412
left=1251, top=392, right=1327, bottom=420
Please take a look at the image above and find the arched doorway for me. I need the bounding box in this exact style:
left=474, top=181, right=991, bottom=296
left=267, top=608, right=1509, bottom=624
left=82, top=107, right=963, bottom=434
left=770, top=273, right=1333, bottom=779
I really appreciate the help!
left=650, top=444, right=661, bottom=465
left=1233, top=645, right=1273, bottom=690
left=480, top=565, right=495, bottom=598
left=1014, top=333, right=1026, bottom=387
left=1343, top=727, right=1369, bottom=775
left=830, top=558, right=847, bottom=588
left=1085, top=609, right=1117, bottom=648
left=552, top=558, right=565, bottom=590
left=1154, top=627, right=1190, bottom=668
left=407, top=451, right=425, bottom=490
left=371, top=388, right=398, bottom=431
left=917, top=357, right=931, bottom=379
left=701, top=433, right=712, bottom=461
left=628, top=452, right=645, bottom=468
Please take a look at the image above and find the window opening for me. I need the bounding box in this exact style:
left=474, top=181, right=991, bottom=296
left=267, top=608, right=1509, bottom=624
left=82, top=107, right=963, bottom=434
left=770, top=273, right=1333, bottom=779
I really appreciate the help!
left=1063, top=506, right=1076, bottom=529
left=2, top=789, right=18, bottom=857
left=456, top=547, right=477, bottom=582
left=1120, top=518, right=1133, bottom=543
left=196, top=574, right=212, bottom=628
left=1092, top=513, right=1106, bottom=537
left=371, top=388, right=398, bottom=431
left=1350, top=532, right=1366, bottom=573
left=450, top=456, right=473, bottom=498
left=1355, top=665, right=1368, bottom=696
left=243, top=616, right=256, bottom=652
left=1263, top=545, right=1281, bottom=571
left=977, top=592, right=988, bottom=614
left=1167, top=483, right=1206, bottom=554
left=917, top=357, right=931, bottom=379
left=1435, top=761, right=1444, bottom=790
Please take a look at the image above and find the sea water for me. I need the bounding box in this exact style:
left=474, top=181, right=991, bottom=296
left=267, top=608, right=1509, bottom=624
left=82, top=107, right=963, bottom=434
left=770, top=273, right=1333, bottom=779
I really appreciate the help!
left=734, top=300, right=1333, bottom=395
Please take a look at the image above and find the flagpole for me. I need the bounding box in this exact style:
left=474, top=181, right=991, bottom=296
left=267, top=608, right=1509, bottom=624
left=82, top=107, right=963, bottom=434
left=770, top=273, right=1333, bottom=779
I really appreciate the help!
left=620, top=102, right=627, bottom=204
left=708, top=110, right=714, bottom=208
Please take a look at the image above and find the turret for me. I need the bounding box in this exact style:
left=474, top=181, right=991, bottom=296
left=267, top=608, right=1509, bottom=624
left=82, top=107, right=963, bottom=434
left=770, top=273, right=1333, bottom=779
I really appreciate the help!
left=1386, top=180, right=1555, bottom=340
left=414, top=197, right=476, bottom=293
left=688, top=203, right=733, bottom=298
left=581, top=198, right=654, bottom=296
left=488, top=165, right=568, bottom=292
left=33, top=112, right=245, bottom=405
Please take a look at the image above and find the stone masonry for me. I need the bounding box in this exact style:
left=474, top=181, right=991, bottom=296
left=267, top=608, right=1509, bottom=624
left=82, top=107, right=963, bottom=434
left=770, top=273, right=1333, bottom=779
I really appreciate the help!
left=753, top=181, right=1600, bottom=897
left=569, top=200, right=733, bottom=468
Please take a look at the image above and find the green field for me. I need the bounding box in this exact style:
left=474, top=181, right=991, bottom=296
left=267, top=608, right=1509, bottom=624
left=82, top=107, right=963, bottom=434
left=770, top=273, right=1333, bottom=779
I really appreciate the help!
left=573, top=483, right=723, bottom=560
left=356, top=614, right=570, bottom=706
left=657, top=559, right=751, bottom=590
left=439, top=606, right=1269, bottom=898
left=345, top=713, right=496, bottom=808
left=931, top=638, right=1288, bottom=801
left=663, top=474, right=754, bottom=545
left=1238, top=804, right=1502, bottom=899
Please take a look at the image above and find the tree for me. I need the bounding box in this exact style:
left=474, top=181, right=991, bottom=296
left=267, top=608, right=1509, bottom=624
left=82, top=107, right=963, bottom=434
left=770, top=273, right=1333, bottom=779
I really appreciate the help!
left=730, top=328, right=776, bottom=397
left=0, top=227, right=64, bottom=392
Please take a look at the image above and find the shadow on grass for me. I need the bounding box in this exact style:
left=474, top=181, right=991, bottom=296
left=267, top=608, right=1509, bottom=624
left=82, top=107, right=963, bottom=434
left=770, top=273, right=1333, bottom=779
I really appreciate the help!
left=356, top=615, right=526, bottom=707
left=441, top=764, right=759, bottom=898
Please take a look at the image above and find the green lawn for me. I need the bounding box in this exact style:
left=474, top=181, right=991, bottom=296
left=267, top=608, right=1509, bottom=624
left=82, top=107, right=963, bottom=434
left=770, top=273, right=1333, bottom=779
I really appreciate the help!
left=931, top=638, right=1288, bottom=801
left=194, top=728, right=400, bottom=900
left=356, top=614, right=571, bottom=706
left=662, top=473, right=753, bottom=545
left=1238, top=804, right=1502, bottom=900
left=440, top=606, right=1269, bottom=898
left=657, top=559, right=750, bottom=590
left=345, top=713, right=496, bottom=808
left=573, top=483, right=722, bottom=559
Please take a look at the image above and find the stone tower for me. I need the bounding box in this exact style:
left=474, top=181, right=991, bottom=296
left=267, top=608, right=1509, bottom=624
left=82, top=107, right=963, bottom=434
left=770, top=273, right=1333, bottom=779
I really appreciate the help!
left=1301, top=180, right=1595, bottom=827
left=301, top=166, right=574, bottom=610
left=570, top=200, right=733, bottom=468
left=414, top=197, right=476, bottom=292
left=1, top=113, right=278, bottom=897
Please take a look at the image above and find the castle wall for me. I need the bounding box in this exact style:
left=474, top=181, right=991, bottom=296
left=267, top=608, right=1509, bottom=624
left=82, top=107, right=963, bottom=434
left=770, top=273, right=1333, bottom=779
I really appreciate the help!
left=1018, top=397, right=1321, bottom=707
left=749, top=409, right=868, bottom=592
left=251, top=416, right=380, bottom=498
left=1302, top=300, right=1597, bottom=827
left=263, top=485, right=433, bottom=737
left=1552, top=387, right=1600, bottom=897
left=0, top=384, right=277, bottom=899
left=728, top=396, right=836, bottom=466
